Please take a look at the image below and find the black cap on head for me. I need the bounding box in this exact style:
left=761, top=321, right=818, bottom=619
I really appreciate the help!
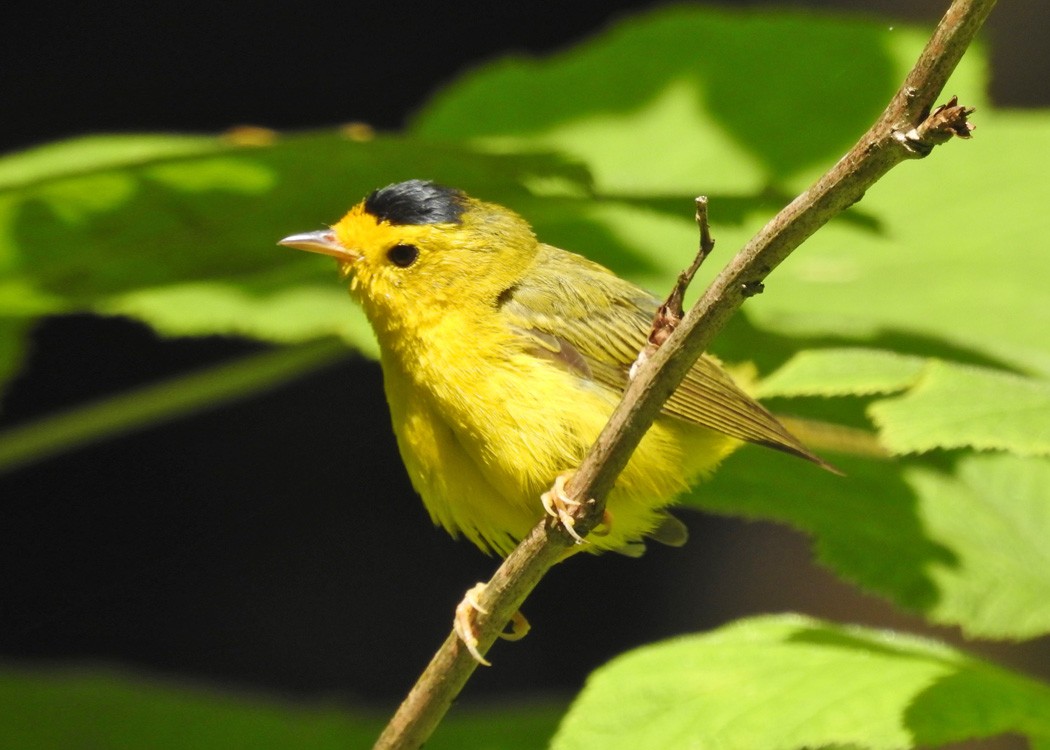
left=363, top=180, right=467, bottom=226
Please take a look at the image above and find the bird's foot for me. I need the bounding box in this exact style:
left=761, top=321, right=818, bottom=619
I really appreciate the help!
left=541, top=472, right=612, bottom=542
left=541, top=472, right=587, bottom=543
left=453, top=582, right=531, bottom=666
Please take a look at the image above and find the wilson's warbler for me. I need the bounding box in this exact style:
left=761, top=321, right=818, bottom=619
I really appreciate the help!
left=280, top=180, right=821, bottom=558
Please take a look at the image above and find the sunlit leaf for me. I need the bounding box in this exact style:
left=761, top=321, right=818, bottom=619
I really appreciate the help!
left=690, top=450, right=1050, bottom=640
left=871, top=360, right=1050, bottom=457
left=760, top=350, right=1050, bottom=457
left=554, top=615, right=1050, bottom=750
left=0, top=132, right=591, bottom=354
left=414, top=8, right=979, bottom=193
left=744, top=112, right=1050, bottom=377
left=758, top=348, right=926, bottom=397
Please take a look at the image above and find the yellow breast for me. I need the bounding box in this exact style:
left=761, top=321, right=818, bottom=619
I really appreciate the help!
left=376, top=311, right=736, bottom=555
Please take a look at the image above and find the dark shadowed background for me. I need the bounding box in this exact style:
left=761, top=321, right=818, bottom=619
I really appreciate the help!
left=2, top=0, right=1048, bottom=714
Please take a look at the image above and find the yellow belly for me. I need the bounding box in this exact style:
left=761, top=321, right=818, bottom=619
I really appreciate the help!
left=378, top=344, right=737, bottom=556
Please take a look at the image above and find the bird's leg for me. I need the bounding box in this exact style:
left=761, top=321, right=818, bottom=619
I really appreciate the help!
left=453, top=582, right=531, bottom=666
left=541, top=471, right=613, bottom=542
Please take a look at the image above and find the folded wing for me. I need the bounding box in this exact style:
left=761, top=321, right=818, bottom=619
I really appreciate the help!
left=500, top=243, right=827, bottom=467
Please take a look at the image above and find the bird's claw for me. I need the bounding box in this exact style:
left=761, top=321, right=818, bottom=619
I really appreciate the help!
left=541, top=472, right=591, bottom=543
left=540, top=472, right=614, bottom=543
left=453, top=583, right=531, bottom=666
left=454, top=583, right=491, bottom=665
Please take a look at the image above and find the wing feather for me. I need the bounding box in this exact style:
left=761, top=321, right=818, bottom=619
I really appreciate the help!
left=500, top=243, right=826, bottom=466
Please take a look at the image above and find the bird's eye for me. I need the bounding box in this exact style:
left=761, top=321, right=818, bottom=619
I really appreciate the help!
left=387, top=243, right=419, bottom=268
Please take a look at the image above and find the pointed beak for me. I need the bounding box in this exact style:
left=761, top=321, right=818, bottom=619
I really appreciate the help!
left=278, top=230, right=359, bottom=262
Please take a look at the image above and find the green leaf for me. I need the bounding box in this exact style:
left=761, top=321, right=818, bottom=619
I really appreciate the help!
left=553, top=615, right=1050, bottom=750
left=758, top=348, right=926, bottom=397
left=691, top=450, right=1050, bottom=640
left=0, top=133, right=220, bottom=193
left=870, top=360, right=1050, bottom=457
left=760, top=350, right=1050, bottom=458
left=907, top=453, right=1050, bottom=638
left=0, top=666, right=561, bottom=749
left=745, top=110, right=1050, bottom=377
left=99, top=283, right=378, bottom=353
left=0, top=132, right=592, bottom=351
left=414, top=8, right=979, bottom=193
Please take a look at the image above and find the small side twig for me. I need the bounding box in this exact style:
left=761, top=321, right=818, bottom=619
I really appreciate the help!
left=373, top=1, right=994, bottom=748
left=632, top=196, right=715, bottom=379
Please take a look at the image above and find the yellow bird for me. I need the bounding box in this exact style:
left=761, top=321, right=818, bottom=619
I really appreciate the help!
left=280, top=180, right=822, bottom=559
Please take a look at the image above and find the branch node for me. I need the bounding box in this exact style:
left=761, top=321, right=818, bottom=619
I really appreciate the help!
left=741, top=280, right=765, bottom=298
left=898, top=95, right=976, bottom=156
left=925, top=95, right=977, bottom=139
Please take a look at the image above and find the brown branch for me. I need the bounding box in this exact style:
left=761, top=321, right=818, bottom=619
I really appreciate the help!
left=372, top=1, right=995, bottom=747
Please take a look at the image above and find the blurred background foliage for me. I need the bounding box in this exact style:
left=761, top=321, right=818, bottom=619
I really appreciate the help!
left=2, top=1, right=1049, bottom=748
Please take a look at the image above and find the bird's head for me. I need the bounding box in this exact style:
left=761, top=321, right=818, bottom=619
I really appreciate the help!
left=280, top=180, right=538, bottom=330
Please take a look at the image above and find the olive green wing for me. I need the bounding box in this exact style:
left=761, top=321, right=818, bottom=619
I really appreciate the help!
left=500, top=244, right=824, bottom=466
